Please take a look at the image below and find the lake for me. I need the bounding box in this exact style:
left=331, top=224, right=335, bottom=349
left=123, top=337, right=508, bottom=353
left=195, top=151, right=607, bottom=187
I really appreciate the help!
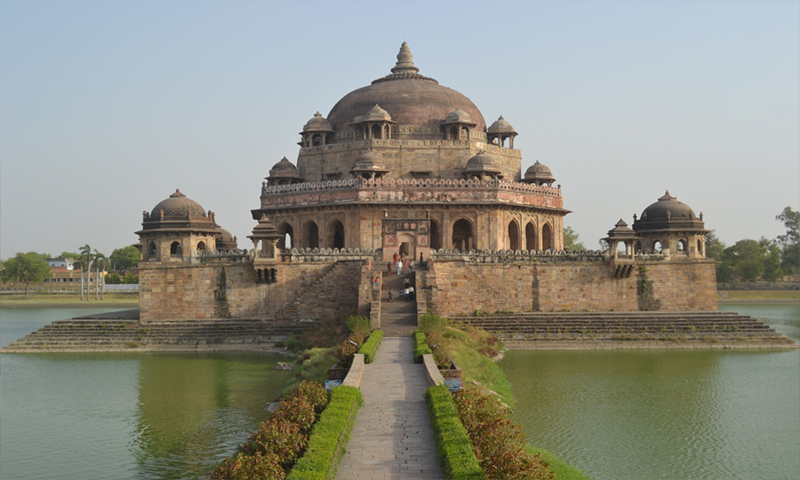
left=0, top=308, right=294, bottom=480
left=501, top=304, right=800, bottom=480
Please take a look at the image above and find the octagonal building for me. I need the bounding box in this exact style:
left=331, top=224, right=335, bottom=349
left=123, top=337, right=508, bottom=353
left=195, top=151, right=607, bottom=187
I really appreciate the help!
left=253, top=42, right=569, bottom=261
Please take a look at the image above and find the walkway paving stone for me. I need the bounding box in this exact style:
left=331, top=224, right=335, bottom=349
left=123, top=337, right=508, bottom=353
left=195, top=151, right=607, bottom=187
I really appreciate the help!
left=336, top=336, right=444, bottom=480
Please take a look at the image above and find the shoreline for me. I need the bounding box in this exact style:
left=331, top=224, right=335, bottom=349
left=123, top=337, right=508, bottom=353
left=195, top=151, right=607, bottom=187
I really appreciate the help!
left=0, top=303, right=138, bottom=309
left=718, top=299, right=799, bottom=305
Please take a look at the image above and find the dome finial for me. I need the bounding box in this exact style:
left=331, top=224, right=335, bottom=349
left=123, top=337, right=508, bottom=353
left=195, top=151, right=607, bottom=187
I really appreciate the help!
left=391, top=41, right=419, bottom=75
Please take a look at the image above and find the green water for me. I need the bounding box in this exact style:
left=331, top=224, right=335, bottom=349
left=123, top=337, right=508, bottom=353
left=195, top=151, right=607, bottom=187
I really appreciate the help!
left=0, top=308, right=293, bottom=480
left=501, top=304, right=800, bottom=480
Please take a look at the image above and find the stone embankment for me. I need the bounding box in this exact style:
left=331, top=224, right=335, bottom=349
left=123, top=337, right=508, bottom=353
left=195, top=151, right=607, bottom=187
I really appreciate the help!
left=0, top=309, right=308, bottom=353
left=453, top=311, right=798, bottom=349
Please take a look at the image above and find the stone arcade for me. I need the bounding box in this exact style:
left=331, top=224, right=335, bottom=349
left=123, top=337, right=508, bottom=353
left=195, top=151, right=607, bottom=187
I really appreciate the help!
left=136, top=43, right=717, bottom=325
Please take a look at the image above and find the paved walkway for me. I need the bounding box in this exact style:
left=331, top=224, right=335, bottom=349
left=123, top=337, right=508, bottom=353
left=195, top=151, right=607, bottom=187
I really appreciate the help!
left=336, top=337, right=444, bottom=480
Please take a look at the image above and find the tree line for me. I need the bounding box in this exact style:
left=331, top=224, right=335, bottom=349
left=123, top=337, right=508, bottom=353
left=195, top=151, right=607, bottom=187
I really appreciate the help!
left=705, top=207, right=798, bottom=283
left=1, top=244, right=141, bottom=296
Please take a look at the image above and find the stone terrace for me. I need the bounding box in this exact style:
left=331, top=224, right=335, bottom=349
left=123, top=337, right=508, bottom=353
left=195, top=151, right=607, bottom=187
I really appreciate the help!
left=1, top=310, right=310, bottom=353
left=452, top=311, right=798, bottom=348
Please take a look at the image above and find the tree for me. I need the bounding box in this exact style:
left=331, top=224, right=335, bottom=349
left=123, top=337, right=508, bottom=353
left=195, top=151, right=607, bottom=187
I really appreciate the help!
left=704, top=231, right=725, bottom=260
left=59, top=251, right=81, bottom=261
left=109, top=245, right=140, bottom=271
left=776, top=206, right=800, bottom=276
left=78, top=244, right=94, bottom=301
left=93, top=250, right=110, bottom=300
left=1, top=252, right=52, bottom=294
left=563, top=226, right=587, bottom=251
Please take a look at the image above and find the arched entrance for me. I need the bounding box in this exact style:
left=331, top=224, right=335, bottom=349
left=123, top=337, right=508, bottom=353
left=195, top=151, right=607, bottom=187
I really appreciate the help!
left=329, top=220, right=345, bottom=249
left=398, top=233, right=415, bottom=260
left=508, top=220, right=520, bottom=250
left=278, top=222, right=293, bottom=249
left=430, top=220, right=442, bottom=250
left=525, top=222, right=537, bottom=251
left=452, top=219, right=474, bottom=251
left=541, top=223, right=552, bottom=251
left=302, top=221, right=319, bottom=249
left=197, top=241, right=206, bottom=252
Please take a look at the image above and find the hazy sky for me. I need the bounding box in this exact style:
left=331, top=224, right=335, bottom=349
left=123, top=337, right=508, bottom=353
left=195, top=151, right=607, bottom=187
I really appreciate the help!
left=1, top=0, right=798, bottom=259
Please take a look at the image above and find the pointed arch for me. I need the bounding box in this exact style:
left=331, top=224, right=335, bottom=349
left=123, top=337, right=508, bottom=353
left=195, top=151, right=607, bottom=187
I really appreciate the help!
left=301, top=220, right=319, bottom=249
left=508, top=220, right=520, bottom=251
left=278, top=222, right=294, bottom=249
left=328, top=219, right=345, bottom=249
left=541, top=223, right=553, bottom=251
left=525, top=221, right=537, bottom=251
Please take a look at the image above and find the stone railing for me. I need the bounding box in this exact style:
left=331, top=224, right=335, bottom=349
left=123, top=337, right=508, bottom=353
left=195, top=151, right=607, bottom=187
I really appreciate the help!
left=262, top=177, right=561, bottom=198
left=431, top=248, right=667, bottom=263
left=193, top=249, right=252, bottom=264
left=288, top=247, right=379, bottom=263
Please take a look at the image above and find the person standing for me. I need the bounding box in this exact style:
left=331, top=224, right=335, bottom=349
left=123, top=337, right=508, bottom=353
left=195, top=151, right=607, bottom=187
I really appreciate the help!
left=396, top=260, right=402, bottom=275
left=387, top=262, right=392, bottom=276
left=404, top=276, right=410, bottom=288
left=393, top=252, right=398, bottom=265
left=404, top=286, right=410, bottom=302
left=388, top=289, right=394, bottom=302
left=409, top=285, right=415, bottom=300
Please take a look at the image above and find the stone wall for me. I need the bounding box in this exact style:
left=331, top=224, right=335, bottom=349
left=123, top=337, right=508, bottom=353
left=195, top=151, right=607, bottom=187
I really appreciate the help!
left=428, top=255, right=717, bottom=316
left=140, top=261, right=342, bottom=323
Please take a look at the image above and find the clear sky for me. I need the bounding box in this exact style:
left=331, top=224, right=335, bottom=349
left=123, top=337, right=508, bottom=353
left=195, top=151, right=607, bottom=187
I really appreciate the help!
left=1, top=0, right=798, bottom=259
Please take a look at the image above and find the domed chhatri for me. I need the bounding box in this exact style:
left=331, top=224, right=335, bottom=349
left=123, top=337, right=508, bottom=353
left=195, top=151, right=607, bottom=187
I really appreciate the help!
left=299, top=112, right=335, bottom=147
left=523, top=160, right=556, bottom=187
left=633, top=191, right=708, bottom=257
left=464, top=151, right=502, bottom=180
left=215, top=227, right=238, bottom=251
left=350, top=150, right=389, bottom=179
left=267, top=157, right=303, bottom=186
left=137, top=189, right=221, bottom=262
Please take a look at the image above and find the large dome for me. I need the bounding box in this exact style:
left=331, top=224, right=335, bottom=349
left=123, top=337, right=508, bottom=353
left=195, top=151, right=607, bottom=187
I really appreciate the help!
left=327, top=43, right=486, bottom=132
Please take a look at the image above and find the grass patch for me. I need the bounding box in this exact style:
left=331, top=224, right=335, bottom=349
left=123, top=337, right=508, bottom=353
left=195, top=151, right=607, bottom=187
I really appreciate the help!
left=445, top=325, right=514, bottom=407
left=0, top=292, right=139, bottom=306
left=718, top=290, right=799, bottom=300
left=524, top=445, right=591, bottom=480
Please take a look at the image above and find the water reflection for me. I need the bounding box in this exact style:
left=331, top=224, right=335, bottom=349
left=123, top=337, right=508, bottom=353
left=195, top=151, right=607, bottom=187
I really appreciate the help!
left=502, top=305, right=800, bottom=480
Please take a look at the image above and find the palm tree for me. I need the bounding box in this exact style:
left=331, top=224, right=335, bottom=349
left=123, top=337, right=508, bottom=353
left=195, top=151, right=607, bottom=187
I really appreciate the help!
left=93, top=251, right=110, bottom=301
left=79, top=244, right=93, bottom=301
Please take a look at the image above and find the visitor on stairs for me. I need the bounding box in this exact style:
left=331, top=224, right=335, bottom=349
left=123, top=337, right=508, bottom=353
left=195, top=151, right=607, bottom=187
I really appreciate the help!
left=404, top=287, right=410, bottom=302
left=396, top=260, right=402, bottom=275
left=388, top=289, right=394, bottom=302
left=409, top=286, right=415, bottom=300
left=404, top=276, right=410, bottom=288
left=387, top=262, right=392, bottom=276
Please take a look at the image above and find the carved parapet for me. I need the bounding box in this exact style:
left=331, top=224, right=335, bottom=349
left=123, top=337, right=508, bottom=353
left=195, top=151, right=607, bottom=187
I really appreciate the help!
left=430, top=248, right=608, bottom=264
left=289, top=247, right=378, bottom=263
left=194, top=249, right=253, bottom=264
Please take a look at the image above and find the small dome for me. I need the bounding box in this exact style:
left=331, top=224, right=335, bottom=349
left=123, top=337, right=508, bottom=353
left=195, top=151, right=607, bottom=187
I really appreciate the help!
left=464, top=152, right=501, bottom=174
left=151, top=189, right=206, bottom=218
left=487, top=116, right=516, bottom=134
left=302, top=112, right=334, bottom=132
left=268, top=157, right=301, bottom=179
left=216, top=227, right=238, bottom=250
left=524, top=160, right=555, bottom=184
left=640, top=191, right=697, bottom=220
left=443, top=108, right=474, bottom=125
left=249, top=214, right=280, bottom=239
left=352, top=150, right=387, bottom=172
left=605, top=219, right=638, bottom=239
left=357, top=104, right=393, bottom=123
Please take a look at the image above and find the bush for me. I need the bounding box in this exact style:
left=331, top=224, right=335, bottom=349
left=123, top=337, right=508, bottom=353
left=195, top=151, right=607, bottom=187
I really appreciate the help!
left=453, top=389, right=554, bottom=480
left=413, top=329, right=433, bottom=363
left=105, top=273, right=121, bottom=284
left=209, top=451, right=285, bottom=480
left=283, top=380, right=329, bottom=414
left=357, top=329, right=383, bottom=363
left=273, top=395, right=317, bottom=434
left=334, top=332, right=364, bottom=367
left=426, top=331, right=452, bottom=369
left=345, top=315, right=371, bottom=337
left=244, top=419, right=307, bottom=469
left=287, top=386, right=364, bottom=480
left=420, top=312, right=448, bottom=335
left=426, top=385, right=485, bottom=480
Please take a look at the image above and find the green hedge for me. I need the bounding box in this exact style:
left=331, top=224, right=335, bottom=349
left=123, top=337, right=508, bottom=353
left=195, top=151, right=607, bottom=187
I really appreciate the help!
left=286, top=386, right=364, bottom=480
left=357, top=329, right=383, bottom=363
left=413, top=329, right=433, bottom=363
left=425, top=385, right=485, bottom=480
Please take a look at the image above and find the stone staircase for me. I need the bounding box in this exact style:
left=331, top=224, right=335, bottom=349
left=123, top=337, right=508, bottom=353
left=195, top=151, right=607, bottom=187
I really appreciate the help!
left=451, top=311, right=797, bottom=346
left=278, top=260, right=362, bottom=322
left=379, top=269, right=418, bottom=337
left=1, top=310, right=308, bottom=352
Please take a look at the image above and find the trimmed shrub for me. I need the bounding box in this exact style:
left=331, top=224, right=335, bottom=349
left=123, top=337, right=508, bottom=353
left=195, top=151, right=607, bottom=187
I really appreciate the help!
left=334, top=332, right=364, bottom=367
left=209, top=451, right=285, bottom=480
left=426, top=385, right=485, bottom=480
left=357, top=329, right=383, bottom=363
left=413, top=329, right=433, bottom=363
left=287, top=385, right=364, bottom=480
left=420, top=311, right=448, bottom=335
left=345, top=315, right=371, bottom=337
